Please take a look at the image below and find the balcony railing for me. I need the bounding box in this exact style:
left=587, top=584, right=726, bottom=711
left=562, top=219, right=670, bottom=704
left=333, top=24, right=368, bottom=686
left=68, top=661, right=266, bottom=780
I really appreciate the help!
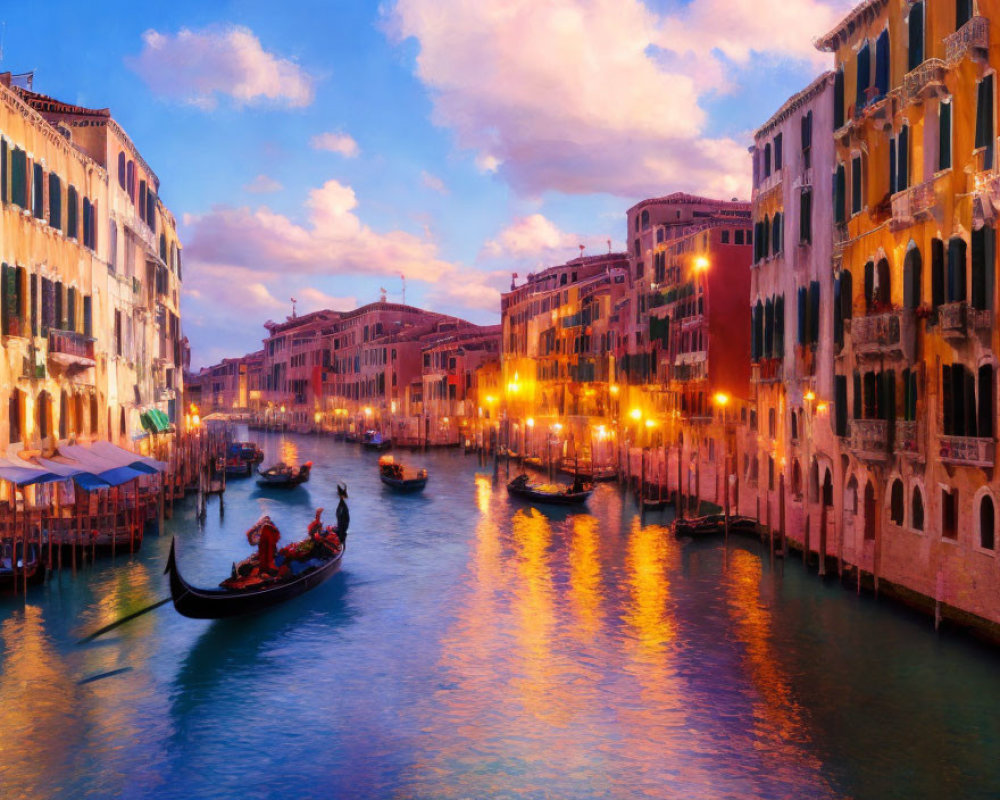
left=890, top=179, right=937, bottom=230
left=902, top=59, right=947, bottom=105
left=895, top=420, right=922, bottom=459
left=939, top=435, right=994, bottom=468
left=849, top=309, right=915, bottom=362
left=48, top=329, right=96, bottom=368
left=938, top=302, right=992, bottom=340
left=848, top=419, right=890, bottom=461
left=945, top=16, right=989, bottom=64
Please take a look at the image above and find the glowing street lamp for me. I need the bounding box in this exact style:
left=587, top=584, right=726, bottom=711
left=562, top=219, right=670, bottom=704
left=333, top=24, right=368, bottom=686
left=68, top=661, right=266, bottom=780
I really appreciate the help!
left=629, top=408, right=642, bottom=421
left=526, top=417, right=535, bottom=428
left=694, top=256, right=710, bottom=273
left=713, top=392, right=730, bottom=407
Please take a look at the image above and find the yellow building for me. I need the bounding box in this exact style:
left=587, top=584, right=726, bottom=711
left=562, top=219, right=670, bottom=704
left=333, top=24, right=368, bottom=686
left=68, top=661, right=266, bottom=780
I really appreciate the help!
left=816, top=0, right=1000, bottom=627
left=0, top=72, right=183, bottom=454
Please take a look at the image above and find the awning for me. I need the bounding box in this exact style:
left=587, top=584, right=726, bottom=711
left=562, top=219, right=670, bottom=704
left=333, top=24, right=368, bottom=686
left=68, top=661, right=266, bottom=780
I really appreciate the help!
left=53, top=446, right=147, bottom=486
left=140, top=409, right=172, bottom=433
left=89, top=441, right=167, bottom=473
left=33, top=456, right=111, bottom=491
left=0, top=457, right=60, bottom=486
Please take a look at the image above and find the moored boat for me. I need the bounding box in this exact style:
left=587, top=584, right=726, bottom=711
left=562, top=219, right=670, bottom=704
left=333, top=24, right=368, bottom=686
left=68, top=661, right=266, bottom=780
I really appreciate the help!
left=256, top=461, right=312, bottom=488
left=378, top=455, right=428, bottom=492
left=362, top=430, right=391, bottom=451
left=0, top=540, right=44, bottom=587
left=165, top=535, right=344, bottom=619
left=506, top=473, right=593, bottom=506
left=674, top=514, right=759, bottom=539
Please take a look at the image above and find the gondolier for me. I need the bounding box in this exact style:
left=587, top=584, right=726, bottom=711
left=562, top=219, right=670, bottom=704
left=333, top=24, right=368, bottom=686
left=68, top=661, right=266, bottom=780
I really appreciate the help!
left=333, top=483, right=350, bottom=545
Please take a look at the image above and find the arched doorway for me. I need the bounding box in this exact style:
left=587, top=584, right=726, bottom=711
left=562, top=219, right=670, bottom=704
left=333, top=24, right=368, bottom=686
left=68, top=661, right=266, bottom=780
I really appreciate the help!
left=822, top=468, right=833, bottom=507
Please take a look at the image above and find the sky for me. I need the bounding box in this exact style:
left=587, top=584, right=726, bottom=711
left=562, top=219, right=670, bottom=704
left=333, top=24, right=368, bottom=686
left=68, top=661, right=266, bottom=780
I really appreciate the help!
left=1, top=0, right=857, bottom=368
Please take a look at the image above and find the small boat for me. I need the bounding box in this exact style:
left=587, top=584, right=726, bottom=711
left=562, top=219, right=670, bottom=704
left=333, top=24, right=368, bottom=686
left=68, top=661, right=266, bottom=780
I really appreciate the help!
left=0, top=540, right=44, bottom=587
left=224, top=441, right=258, bottom=477
left=379, top=455, right=428, bottom=492
left=362, top=430, right=391, bottom=451
left=641, top=497, right=671, bottom=512
left=506, top=473, right=593, bottom=506
left=164, top=535, right=344, bottom=619
left=257, top=461, right=312, bottom=488
left=558, top=458, right=618, bottom=482
left=674, top=514, right=759, bottom=539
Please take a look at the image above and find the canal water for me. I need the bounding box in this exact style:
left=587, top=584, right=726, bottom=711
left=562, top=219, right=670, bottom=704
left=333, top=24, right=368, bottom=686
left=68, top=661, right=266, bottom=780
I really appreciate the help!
left=1, top=431, right=998, bottom=800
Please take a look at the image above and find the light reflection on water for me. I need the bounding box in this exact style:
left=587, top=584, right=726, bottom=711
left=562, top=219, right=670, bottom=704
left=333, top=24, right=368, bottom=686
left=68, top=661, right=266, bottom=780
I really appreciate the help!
left=0, top=431, right=999, bottom=800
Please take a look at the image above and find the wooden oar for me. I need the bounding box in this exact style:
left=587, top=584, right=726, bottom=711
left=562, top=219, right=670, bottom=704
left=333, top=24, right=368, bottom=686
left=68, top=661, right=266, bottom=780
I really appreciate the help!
left=77, top=596, right=172, bottom=644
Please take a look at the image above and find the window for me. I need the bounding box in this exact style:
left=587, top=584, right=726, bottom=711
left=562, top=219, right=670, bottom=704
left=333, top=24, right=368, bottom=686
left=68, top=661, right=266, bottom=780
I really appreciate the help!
left=771, top=212, right=782, bottom=256
left=864, top=482, right=876, bottom=540
left=835, top=163, right=847, bottom=224
left=8, top=390, right=21, bottom=444
left=942, top=488, right=958, bottom=540
left=856, top=42, right=872, bottom=109
left=640, top=209, right=650, bottom=229
left=834, top=68, right=845, bottom=129
left=774, top=133, right=783, bottom=171
left=764, top=143, right=772, bottom=177
left=835, top=375, right=848, bottom=436
left=939, top=99, right=952, bottom=171
left=735, top=230, right=744, bottom=245
left=32, top=162, right=44, bottom=219
left=0, top=138, right=6, bottom=205
left=10, top=147, right=27, bottom=209
left=931, top=238, right=945, bottom=307
left=908, top=2, right=925, bottom=70
left=957, top=0, right=972, bottom=30
left=800, top=189, right=812, bottom=244
left=801, top=111, right=813, bottom=169
left=117, top=151, right=126, bottom=189
left=895, top=124, right=909, bottom=192
left=721, top=230, right=729, bottom=244
left=874, top=29, right=890, bottom=100
left=109, top=222, right=118, bottom=272
left=67, top=185, right=78, bottom=239
left=851, top=156, right=862, bottom=215
left=971, top=225, right=994, bottom=310
left=902, top=367, right=918, bottom=420
left=912, top=486, right=925, bottom=531
left=48, top=173, right=61, bottom=231
left=947, top=237, right=967, bottom=302
left=976, top=74, right=995, bottom=170
left=890, top=479, right=904, bottom=525
left=126, top=160, right=135, bottom=203
left=980, top=494, right=995, bottom=550
left=904, top=245, right=922, bottom=309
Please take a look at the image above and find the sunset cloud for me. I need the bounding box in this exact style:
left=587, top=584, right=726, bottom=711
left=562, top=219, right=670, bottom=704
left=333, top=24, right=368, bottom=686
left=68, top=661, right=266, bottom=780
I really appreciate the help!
left=310, top=131, right=360, bottom=157
left=420, top=170, right=448, bottom=194
left=243, top=174, right=283, bottom=194
left=128, top=25, right=315, bottom=109
left=386, top=0, right=854, bottom=197
left=482, top=213, right=614, bottom=265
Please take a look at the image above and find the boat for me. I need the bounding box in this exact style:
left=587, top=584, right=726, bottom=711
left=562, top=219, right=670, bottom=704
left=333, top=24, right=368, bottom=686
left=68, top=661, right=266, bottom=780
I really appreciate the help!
left=224, top=441, right=263, bottom=477
left=256, top=461, right=312, bottom=488
left=641, top=497, right=672, bottom=512
left=164, top=535, right=344, bottom=619
left=558, top=458, right=618, bottom=482
left=506, top=473, right=593, bottom=506
left=674, top=514, right=759, bottom=539
left=0, top=540, right=44, bottom=587
left=362, top=430, right=391, bottom=451
left=378, top=455, right=428, bottom=492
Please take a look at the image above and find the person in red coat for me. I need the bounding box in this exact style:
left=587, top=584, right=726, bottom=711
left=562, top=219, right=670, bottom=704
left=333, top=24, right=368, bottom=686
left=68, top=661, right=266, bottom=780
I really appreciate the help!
left=256, top=517, right=280, bottom=575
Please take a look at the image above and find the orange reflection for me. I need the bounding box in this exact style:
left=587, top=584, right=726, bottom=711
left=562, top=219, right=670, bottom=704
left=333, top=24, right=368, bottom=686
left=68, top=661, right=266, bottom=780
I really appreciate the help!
left=568, top=515, right=602, bottom=640
left=280, top=438, right=299, bottom=466
left=623, top=517, right=675, bottom=653
left=723, top=548, right=830, bottom=785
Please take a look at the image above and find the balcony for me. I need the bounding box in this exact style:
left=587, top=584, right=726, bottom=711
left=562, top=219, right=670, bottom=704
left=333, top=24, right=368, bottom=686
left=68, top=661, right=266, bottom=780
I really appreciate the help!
left=895, top=420, right=923, bottom=460
left=902, top=59, right=948, bottom=105
left=752, top=357, right=783, bottom=384
left=848, top=419, right=890, bottom=461
left=672, top=362, right=707, bottom=382
left=945, top=16, right=989, bottom=64
left=849, top=309, right=915, bottom=362
left=938, top=302, right=992, bottom=340
left=939, top=435, right=994, bottom=468
left=47, top=329, right=96, bottom=369
left=675, top=350, right=707, bottom=366
left=890, top=179, right=938, bottom=231
left=862, top=86, right=896, bottom=130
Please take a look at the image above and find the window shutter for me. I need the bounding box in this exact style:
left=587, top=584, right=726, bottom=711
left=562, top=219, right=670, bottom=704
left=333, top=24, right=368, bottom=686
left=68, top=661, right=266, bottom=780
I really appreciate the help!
left=0, top=138, right=6, bottom=205
left=834, top=277, right=843, bottom=347
left=856, top=44, right=871, bottom=109
left=1, top=264, right=9, bottom=335
left=30, top=274, right=37, bottom=338
left=835, top=165, right=847, bottom=224
left=853, top=372, right=862, bottom=419
left=809, top=281, right=820, bottom=344
left=32, top=162, right=44, bottom=219
left=797, top=287, right=807, bottom=345
left=864, top=261, right=875, bottom=309
left=965, top=368, right=978, bottom=437
left=898, top=125, right=909, bottom=190
left=851, top=157, right=862, bottom=214
left=775, top=295, right=785, bottom=354
left=979, top=364, right=994, bottom=438
left=800, top=190, right=812, bottom=244
left=889, top=135, right=897, bottom=195
left=774, top=133, right=783, bottom=171
left=875, top=30, right=890, bottom=98
left=835, top=375, right=848, bottom=436
left=834, top=70, right=845, bottom=129
left=942, top=364, right=954, bottom=435
left=939, top=101, right=952, bottom=171
left=931, top=238, right=945, bottom=307
left=908, top=3, right=924, bottom=71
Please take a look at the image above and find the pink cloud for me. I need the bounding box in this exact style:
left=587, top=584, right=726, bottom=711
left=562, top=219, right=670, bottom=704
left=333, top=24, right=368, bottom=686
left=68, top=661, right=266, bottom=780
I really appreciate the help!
left=385, top=0, right=852, bottom=197
left=243, top=174, right=283, bottom=194
left=427, top=268, right=510, bottom=314
left=421, top=171, right=448, bottom=194
left=128, top=25, right=314, bottom=109
left=481, top=213, right=615, bottom=264
left=310, top=132, right=360, bottom=157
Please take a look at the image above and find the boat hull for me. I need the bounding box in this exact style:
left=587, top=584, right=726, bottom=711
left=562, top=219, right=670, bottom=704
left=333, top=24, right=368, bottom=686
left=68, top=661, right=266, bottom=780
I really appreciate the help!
left=507, top=483, right=592, bottom=506
left=380, top=474, right=427, bottom=492
left=165, top=537, right=344, bottom=619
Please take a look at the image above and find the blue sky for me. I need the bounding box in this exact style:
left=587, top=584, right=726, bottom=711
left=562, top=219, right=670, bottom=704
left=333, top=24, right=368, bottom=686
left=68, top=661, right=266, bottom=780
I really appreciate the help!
left=1, top=0, right=853, bottom=367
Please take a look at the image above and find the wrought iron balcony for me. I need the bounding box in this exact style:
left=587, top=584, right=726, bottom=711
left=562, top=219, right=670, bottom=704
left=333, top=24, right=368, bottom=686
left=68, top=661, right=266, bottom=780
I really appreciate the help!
left=945, top=16, right=989, bottom=64
left=47, top=329, right=96, bottom=368
left=849, top=309, right=915, bottom=362
left=890, top=179, right=937, bottom=231
left=938, top=302, right=992, bottom=340
left=902, top=59, right=948, bottom=105
left=895, top=420, right=923, bottom=460
left=939, top=435, right=994, bottom=468
left=752, top=357, right=783, bottom=384
left=848, top=419, right=890, bottom=461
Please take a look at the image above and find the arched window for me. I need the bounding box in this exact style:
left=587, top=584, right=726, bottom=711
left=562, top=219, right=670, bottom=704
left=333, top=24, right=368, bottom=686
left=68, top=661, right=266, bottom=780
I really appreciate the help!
left=908, top=2, right=925, bottom=71
left=764, top=143, right=772, bottom=177
left=656, top=228, right=664, bottom=244
left=904, top=244, right=922, bottom=308
left=947, top=237, right=967, bottom=302
left=823, top=469, right=833, bottom=507
left=8, top=390, right=21, bottom=444
left=74, top=393, right=84, bottom=436
left=980, top=494, right=995, bottom=550
left=119, top=407, right=126, bottom=438
left=911, top=485, right=925, bottom=531
left=37, top=391, right=51, bottom=441
left=117, top=151, right=126, bottom=190
left=634, top=214, right=640, bottom=232
left=809, top=458, right=820, bottom=503
left=890, top=478, right=904, bottom=525
left=845, top=475, right=859, bottom=515
left=864, top=260, right=875, bottom=310
left=772, top=213, right=782, bottom=256
left=90, top=395, right=98, bottom=436
left=792, top=460, right=803, bottom=497
left=640, top=210, right=650, bottom=230
left=875, top=258, right=891, bottom=308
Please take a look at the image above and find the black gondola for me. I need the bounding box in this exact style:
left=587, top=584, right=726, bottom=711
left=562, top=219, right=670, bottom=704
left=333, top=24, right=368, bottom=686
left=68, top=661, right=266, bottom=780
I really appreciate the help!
left=256, top=461, right=312, bottom=488
left=164, top=537, right=344, bottom=619
left=378, top=455, right=428, bottom=492
left=506, top=473, right=593, bottom=506
left=674, top=514, right=759, bottom=539
left=362, top=430, right=391, bottom=451
left=0, top=540, right=44, bottom=588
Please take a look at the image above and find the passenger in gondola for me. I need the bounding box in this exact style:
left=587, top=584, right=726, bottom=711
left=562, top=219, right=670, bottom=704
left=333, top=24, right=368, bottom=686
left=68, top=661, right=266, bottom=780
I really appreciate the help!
left=256, top=516, right=280, bottom=575
left=331, top=483, right=350, bottom=546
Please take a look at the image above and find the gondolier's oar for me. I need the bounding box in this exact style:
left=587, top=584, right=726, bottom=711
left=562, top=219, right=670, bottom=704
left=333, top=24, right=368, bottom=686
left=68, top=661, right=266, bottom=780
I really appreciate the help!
left=76, top=594, right=183, bottom=644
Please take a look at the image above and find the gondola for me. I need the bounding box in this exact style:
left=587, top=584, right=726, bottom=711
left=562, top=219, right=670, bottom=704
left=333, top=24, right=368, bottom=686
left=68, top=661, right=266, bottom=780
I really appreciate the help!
left=641, top=497, right=671, bottom=512
left=0, top=540, right=44, bottom=587
left=257, top=461, right=312, bottom=488
left=673, top=514, right=759, bottom=539
left=506, top=473, right=593, bottom=506
left=362, top=430, right=392, bottom=451
left=378, top=455, right=428, bottom=492
left=164, top=536, right=344, bottom=619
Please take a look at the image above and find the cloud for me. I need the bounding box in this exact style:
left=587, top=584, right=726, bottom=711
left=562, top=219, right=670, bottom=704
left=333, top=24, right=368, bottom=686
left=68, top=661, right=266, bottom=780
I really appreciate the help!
left=243, top=174, right=283, bottom=194
left=385, top=0, right=854, bottom=197
left=310, top=132, right=360, bottom=157
left=481, top=213, right=613, bottom=265
left=420, top=170, right=448, bottom=194
left=297, top=287, right=358, bottom=311
left=128, top=25, right=315, bottom=109
left=426, top=268, right=509, bottom=314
